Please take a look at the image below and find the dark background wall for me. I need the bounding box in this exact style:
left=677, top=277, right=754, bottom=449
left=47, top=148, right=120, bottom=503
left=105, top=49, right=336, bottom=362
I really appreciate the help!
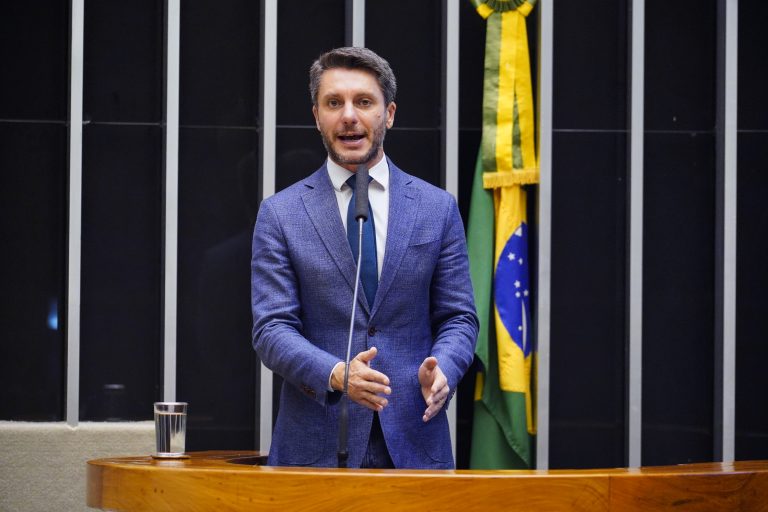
left=549, top=0, right=629, bottom=468
left=1, top=1, right=766, bottom=470
left=735, top=1, right=768, bottom=462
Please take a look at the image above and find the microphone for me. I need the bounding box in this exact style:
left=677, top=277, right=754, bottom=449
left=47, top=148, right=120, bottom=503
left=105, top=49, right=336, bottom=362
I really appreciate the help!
left=338, top=163, right=369, bottom=468
left=354, top=164, right=369, bottom=221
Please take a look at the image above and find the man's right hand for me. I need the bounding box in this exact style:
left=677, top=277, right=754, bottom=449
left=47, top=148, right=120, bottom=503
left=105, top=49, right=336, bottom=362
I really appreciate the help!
left=331, top=346, right=391, bottom=412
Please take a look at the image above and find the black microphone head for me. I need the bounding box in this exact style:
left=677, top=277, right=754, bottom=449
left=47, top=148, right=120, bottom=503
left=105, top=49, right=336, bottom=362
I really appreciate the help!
left=354, top=164, right=369, bottom=221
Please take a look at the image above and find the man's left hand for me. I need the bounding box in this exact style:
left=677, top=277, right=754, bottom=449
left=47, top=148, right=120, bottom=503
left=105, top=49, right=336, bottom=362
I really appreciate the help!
left=418, top=356, right=449, bottom=422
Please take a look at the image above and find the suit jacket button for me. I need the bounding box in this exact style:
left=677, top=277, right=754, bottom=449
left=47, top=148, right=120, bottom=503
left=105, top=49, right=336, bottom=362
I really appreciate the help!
left=301, top=384, right=316, bottom=399
left=368, top=326, right=376, bottom=337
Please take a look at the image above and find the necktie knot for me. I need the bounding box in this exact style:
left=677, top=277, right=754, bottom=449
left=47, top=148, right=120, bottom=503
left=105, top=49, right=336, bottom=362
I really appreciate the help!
left=346, top=174, right=373, bottom=189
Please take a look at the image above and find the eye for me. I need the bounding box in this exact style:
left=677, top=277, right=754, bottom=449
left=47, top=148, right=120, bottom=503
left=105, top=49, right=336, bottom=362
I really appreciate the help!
left=358, top=98, right=372, bottom=107
left=327, top=98, right=341, bottom=108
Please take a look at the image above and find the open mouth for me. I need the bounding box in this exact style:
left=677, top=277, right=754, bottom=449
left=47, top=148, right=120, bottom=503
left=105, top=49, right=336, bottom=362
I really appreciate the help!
left=337, top=133, right=366, bottom=142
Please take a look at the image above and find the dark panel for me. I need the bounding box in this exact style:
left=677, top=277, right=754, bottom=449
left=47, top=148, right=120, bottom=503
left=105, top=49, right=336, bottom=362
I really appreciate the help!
left=80, top=124, right=163, bottom=421
left=366, top=0, right=442, bottom=128
left=0, top=122, right=67, bottom=420
left=176, top=127, right=260, bottom=450
left=382, top=128, right=441, bottom=187
left=455, top=362, right=479, bottom=470
left=180, top=0, right=262, bottom=127
left=645, top=0, right=716, bottom=131
left=552, top=0, right=628, bottom=130
left=83, top=0, right=164, bottom=123
left=549, top=131, right=627, bottom=469
left=735, top=132, right=768, bottom=460
left=642, top=132, right=715, bottom=465
left=458, top=1, right=487, bottom=132
left=277, top=0, right=345, bottom=126
left=456, top=0, right=512, bottom=212
left=0, top=2, right=69, bottom=120
left=738, top=4, right=768, bottom=130
left=457, top=129, right=482, bottom=224
left=275, top=127, right=328, bottom=193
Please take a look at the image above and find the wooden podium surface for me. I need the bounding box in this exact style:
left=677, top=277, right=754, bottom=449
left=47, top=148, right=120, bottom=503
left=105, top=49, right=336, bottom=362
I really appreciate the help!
left=87, top=451, right=768, bottom=511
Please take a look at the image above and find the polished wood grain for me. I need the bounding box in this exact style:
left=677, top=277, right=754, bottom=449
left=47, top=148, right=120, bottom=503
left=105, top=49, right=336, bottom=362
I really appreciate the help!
left=87, top=452, right=768, bottom=511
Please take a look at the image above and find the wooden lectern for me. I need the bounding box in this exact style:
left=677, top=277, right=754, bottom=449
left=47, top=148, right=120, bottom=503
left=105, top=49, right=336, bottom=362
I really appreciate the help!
left=87, top=451, right=768, bottom=511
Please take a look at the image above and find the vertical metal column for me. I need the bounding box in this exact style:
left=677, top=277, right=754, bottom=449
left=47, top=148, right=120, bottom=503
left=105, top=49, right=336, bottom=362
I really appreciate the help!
left=66, top=0, right=85, bottom=427
left=627, top=0, right=645, bottom=468
left=444, top=0, right=459, bottom=198
left=443, top=0, right=460, bottom=457
left=163, top=0, right=181, bottom=402
left=535, top=0, right=554, bottom=471
left=714, top=0, right=738, bottom=464
left=346, top=0, right=365, bottom=47
left=259, top=0, right=278, bottom=453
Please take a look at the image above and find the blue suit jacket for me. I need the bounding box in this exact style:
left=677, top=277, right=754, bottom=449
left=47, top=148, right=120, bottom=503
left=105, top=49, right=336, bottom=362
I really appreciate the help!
left=251, top=160, right=478, bottom=469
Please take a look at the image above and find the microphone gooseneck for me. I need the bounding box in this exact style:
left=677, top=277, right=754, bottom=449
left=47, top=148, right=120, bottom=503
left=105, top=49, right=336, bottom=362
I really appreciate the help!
left=338, top=163, right=369, bottom=468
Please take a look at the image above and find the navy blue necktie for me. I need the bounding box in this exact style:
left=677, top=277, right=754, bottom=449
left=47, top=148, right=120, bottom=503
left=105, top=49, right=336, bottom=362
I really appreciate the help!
left=346, top=174, right=378, bottom=308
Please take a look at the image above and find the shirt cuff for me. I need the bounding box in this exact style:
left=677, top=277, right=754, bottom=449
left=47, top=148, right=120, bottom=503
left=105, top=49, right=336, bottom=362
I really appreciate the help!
left=328, top=361, right=344, bottom=391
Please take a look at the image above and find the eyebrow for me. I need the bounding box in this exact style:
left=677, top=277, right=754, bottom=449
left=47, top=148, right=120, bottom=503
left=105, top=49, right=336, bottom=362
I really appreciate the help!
left=320, top=91, right=377, bottom=101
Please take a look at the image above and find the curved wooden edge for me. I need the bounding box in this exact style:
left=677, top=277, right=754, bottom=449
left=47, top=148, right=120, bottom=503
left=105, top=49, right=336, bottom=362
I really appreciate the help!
left=87, top=452, right=768, bottom=511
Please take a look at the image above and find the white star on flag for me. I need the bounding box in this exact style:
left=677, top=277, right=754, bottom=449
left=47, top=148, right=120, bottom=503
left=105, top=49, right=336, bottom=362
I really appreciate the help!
left=514, top=280, right=521, bottom=288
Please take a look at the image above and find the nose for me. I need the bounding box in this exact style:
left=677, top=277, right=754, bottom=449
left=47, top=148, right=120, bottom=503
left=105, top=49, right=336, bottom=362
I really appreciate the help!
left=340, top=101, right=358, bottom=124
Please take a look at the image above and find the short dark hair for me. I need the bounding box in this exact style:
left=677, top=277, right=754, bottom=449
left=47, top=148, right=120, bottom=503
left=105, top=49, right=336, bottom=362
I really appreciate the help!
left=309, top=47, right=397, bottom=106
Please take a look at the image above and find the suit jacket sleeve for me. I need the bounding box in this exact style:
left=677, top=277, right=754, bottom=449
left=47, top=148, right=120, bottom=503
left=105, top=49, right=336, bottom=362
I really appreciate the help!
left=429, top=195, right=479, bottom=403
left=251, top=198, right=341, bottom=405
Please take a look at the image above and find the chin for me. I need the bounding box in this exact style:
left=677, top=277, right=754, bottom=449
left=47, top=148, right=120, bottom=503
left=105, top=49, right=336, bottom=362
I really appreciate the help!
left=336, top=151, right=370, bottom=165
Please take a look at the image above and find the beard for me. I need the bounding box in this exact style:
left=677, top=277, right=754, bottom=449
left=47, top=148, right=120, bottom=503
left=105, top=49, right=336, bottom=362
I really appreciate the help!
left=320, top=116, right=388, bottom=168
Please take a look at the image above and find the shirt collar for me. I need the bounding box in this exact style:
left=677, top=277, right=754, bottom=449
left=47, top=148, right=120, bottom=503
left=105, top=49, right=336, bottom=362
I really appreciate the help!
left=327, top=154, right=389, bottom=192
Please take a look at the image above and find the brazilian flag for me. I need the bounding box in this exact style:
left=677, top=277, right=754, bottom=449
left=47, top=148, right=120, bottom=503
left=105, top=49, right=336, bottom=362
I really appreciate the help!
left=468, top=0, right=538, bottom=470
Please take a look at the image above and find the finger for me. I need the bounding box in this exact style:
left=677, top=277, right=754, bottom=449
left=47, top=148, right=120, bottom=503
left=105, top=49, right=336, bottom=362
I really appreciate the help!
left=427, top=385, right=448, bottom=406
left=421, top=356, right=438, bottom=372
left=424, top=385, right=450, bottom=421
left=350, top=377, right=391, bottom=397
left=431, top=373, right=447, bottom=396
left=364, top=393, right=389, bottom=409
left=352, top=362, right=390, bottom=387
left=361, top=398, right=387, bottom=412
left=351, top=394, right=381, bottom=411
left=357, top=346, right=378, bottom=363
left=354, top=368, right=390, bottom=388
left=352, top=387, right=389, bottom=406
left=348, top=365, right=391, bottom=392
left=352, top=391, right=389, bottom=411
left=422, top=401, right=443, bottom=422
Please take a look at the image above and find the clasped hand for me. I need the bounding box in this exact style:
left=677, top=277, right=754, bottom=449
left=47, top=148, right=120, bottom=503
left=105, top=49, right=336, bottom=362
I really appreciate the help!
left=331, top=348, right=448, bottom=422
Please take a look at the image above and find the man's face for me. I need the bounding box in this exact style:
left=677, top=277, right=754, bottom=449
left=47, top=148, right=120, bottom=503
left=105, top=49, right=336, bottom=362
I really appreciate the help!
left=312, top=67, right=396, bottom=171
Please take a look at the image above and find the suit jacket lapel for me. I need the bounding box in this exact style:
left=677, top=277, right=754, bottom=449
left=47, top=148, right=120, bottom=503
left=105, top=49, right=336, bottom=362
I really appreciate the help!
left=373, top=162, right=419, bottom=315
left=301, top=166, right=371, bottom=314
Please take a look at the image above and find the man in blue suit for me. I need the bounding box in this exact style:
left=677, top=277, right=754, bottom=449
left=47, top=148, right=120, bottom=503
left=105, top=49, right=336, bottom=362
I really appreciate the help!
left=251, top=47, right=478, bottom=469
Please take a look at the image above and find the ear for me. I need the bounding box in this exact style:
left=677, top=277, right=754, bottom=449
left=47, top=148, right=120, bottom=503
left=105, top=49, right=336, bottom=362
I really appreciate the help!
left=385, top=102, right=396, bottom=129
left=312, top=104, right=321, bottom=131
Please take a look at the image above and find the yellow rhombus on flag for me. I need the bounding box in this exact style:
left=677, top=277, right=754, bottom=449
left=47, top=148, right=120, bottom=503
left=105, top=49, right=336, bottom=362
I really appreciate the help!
left=467, top=0, right=539, bottom=469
